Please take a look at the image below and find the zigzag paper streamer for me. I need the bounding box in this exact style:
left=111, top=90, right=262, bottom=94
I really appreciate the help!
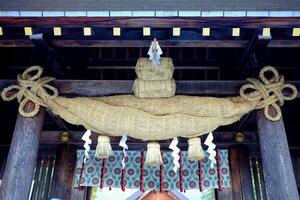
left=169, top=137, right=180, bottom=172
left=81, top=129, right=92, bottom=163
left=204, top=132, right=216, bottom=168
left=119, top=135, right=128, bottom=169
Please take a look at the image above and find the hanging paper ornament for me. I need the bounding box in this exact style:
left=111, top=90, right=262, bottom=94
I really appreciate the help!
left=187, top=137, right=205, bottom=161
left=119, top=135, right=128, bottom=169
left=95, top=135, right=114, bottom=159
left=147, top=38, right=163, bottom=65
left=145, top=142, right=163, bottom=166
left=204, top=132, right=216, bottom=168
left=169, top=137, right=180, bottom=172
left=81, top=129, right=92, bottom=163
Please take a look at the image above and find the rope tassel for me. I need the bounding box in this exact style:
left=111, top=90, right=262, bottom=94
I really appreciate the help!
left=95, top=135, right=114, bottom=159
left=187, top=137, right=205, bottom=161
left=145, top=142, right=163, bottom=166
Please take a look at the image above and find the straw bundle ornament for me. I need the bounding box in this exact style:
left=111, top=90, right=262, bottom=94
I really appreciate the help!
left=132, top=79, right=176, bottom=98
left=1, top=65, right=298, bottom=165
left=135, top=57, right=174, bottom=80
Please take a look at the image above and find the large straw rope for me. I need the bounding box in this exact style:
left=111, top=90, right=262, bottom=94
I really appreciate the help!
left=1, top=65, right=298, bottom=122
left=1, top=66, right=58, bottom=117
left=239, top=66, right=297, bottom=121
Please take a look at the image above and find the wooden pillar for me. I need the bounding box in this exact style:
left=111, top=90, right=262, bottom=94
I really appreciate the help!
left=256, top=110, right=299, bottom=200
left=228, top=145, right=254, bottom=200
left=292, top=154, right=300, bottom=188
left=0, top=104, right=45, bottom=200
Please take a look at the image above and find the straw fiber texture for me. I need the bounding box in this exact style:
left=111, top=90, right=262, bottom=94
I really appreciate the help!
left=132, top=79, right=176, bottom=98
left=135, top=58, right=174, bottom=81
left=1, top=66, right=297, bottom=141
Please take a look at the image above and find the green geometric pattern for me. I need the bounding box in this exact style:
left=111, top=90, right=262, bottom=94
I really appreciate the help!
left=74, top=150, right=230, bottom=191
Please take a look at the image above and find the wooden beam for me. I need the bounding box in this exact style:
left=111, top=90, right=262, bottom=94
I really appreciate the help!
left=1, top=80, right=300, bottom=97
left=1, top=39, right=300, bottom=48
left=256, top=110, right=299, bottom=200
left=0, top=103, right=45, bottom=200
left=1, top=17, right=300, bottom=28
left=229, top=145, right=254, bottom=200
left=40, top=131, right=258, bottom=149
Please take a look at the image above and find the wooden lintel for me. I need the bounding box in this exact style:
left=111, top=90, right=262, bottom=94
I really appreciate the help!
left=40, top=131, right=258, bottom=149
left=1, top=17, right=300, bottom=28
left=1, top=39, right=300, bottom=48
left=1, top=80, right=300, bottom=97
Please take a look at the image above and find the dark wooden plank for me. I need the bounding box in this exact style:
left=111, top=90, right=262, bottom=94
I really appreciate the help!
left=217, top=188, right=233, bottom=200
left=1, top=80, right=300, bottom=97
left=0, top=39, right=34, bottom=47
left=1, top=17, right=300, bottom=28
left=49, top=80, right=300, bottom=97
left=52, top=40, right=249, bottom=48
left=0, top=103, right=45, bottom=200
left=69, top=188, right=87, bottom=200
left=229, top=146, right=242, bottom=200
left=256, top=110, right=299, bottom=200
left=2, top=39, right=300, bottom=48
left=229, top=145, right=254, bottom=200
left=40, top=131, right=258, bottom=150
left=50, top=144, right=76, bottom=200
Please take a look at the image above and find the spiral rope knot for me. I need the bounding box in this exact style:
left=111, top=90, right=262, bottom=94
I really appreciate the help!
left=1, top=66, right=58, bottom=117
left=240, top=66, right=297, bottom=121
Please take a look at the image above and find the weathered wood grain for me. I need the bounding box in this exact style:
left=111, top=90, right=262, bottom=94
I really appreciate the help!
left=1, top=39, right=300, bottom=48
left=1, top=17, right=300, bottom=28
left=256, top=110, right=299, bottom=200
left=0, top=103, right=45, bottom=200
left=1, top=80, right=299, bottom=97
left=40, top=131, right=258, bottom=150
left=229, top=145, right=254, bottom=200
left=50, top=144, right=76, bottom=200
left=217, top=188, right=233, bottom=200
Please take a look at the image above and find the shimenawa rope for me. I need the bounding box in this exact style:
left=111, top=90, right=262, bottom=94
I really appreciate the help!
left=1, top=66, right=58, bottom=117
